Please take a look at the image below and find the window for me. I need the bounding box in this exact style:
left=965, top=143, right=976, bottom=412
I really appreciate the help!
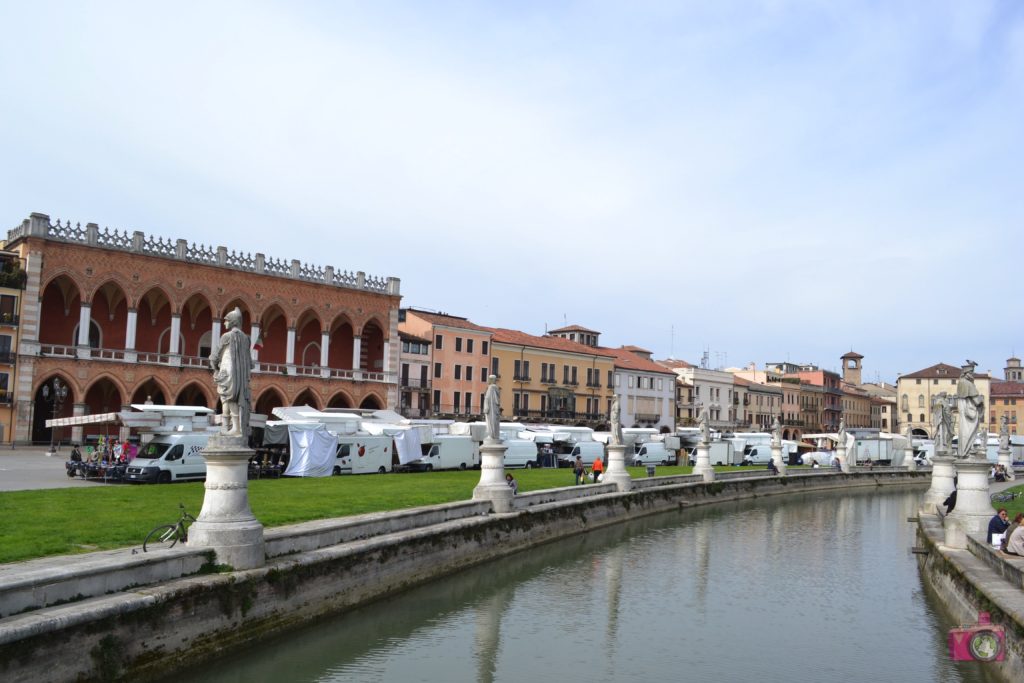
left=402, top=341, right=410, bottom=353
left=571, top=366, right=578, bottom=385
left=454, top=365, right=462, bottom=380
left=523, top=360, right=530, bottom=380
left=563, top=365, right=569, bottom=383
left=657, top=378, right=663, bottom=391
left=433, top=390, right=440, bottom=410
left=492, top=357, right=500, bottom=376
left=918, top=395, right=924, bottom=408
left=915, top=379, right=921, bottom=384
left=608, top=370, right=614, bottom=388
left=481, top=367, right=487, bottom=382
left=434, top=362, right=442, bottom=378
left=454, top=391, right=461, bottom=410
left=466, top=366, right=473, bottom=382
left=464, top=392, right=472, bottom=413
left=522, top=393, right=530, bottom=411
left=919, top=413, right=925, bottom=422
left=455, top=337, right=463, bottom=352
left=467, top=339, right=474, bottom=353
left=482, top=341, right=489, bottom=355
left=628, top=376, right=635, bottom=388
left=435, top=334, right=443, bottom=349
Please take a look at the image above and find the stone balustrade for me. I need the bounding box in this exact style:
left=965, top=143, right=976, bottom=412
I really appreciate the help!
left=8, top=213, right=400, bottom=296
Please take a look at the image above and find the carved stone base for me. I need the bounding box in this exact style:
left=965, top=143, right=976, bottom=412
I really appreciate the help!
left=837, top=447, right=850, bottom=474
left=604, top=444, right=632, bottom=491
left=770, top=445, right=787, bottom=476
left=943, top=459, right=991, bottom=549
left=921, top=455, right=956, bottom=515
left=188, top=435, right=265, bottom=570
left=998, top=447, right=1015, bottom=480
left=473, top=442, right=513, bottom=513
left=692, top=443, right=714, bottom=482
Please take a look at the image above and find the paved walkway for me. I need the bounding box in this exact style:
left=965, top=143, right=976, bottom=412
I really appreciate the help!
left=0, top=450, right=108, bottom=491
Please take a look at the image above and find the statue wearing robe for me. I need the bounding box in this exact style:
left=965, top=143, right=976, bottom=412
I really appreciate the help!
left=211, top=308, right=252, bottom=439
left=483, top=375, right=501, bottom=444
left=610, top=395, right=623, bottom=446
left=955, top=362, right=983, bottom=459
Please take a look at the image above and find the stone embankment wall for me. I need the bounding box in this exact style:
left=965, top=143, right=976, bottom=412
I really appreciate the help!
left=0, top=471, right=926, bottom=682
left=917, top=512, right=1024, bottom=683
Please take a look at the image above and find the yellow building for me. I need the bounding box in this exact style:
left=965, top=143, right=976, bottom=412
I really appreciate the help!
left=487, top=327, right=616, bottom=426
left=0, top=249, right=24, bottom=444
left=989, top=380, right=1024, bottom=436
left=896, top=362, right=991, bottom=437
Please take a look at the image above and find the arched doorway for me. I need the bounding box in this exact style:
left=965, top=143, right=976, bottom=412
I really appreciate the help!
left=327, top=392, right=353, bottom=409
left=82, top=378, right=124, bottom=442
left=129, top=379, right=168, bottom=406
left=175, top=383, right=211, bottom=408
left=360, top=320, right=385, bottom=372
left=359, top=394, right=383, bottom=410
left=38, top=275, right=82, bottom=346
left=293, top=389, right=320, bottom=409
left=31, top=375, right=75, bottom=445
left=255, top=388, right=286, bottom=417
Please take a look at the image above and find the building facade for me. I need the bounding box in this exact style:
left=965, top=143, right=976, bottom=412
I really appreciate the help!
left=0, top=249, right=25, bottom=443
left=396, top=329, right=432, bottom=418
left=5, top=212, right=401, bottom=444
left=896, top=362, right=992, bottom=437
left=606, top=346, right=675, bottom=431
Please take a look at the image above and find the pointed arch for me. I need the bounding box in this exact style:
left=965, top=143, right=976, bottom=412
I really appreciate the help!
left=359, top=319, right=385, bottom=372
left=328, top=314, right=354, bottom=369
left=32, top=374, right=77, bottom=444
left=327, top=390, right=354, bottom=409
left=90, top=279, right=129, bottom=350
left=295, top=308, right=323, bottom=368
left=39, top=274, right=82, bottom=346
left=175, top=382, right=212, bottom=408
left=358, top=394, right=384, bottom=410
left=293, top=389, right=321, bottom=410
left=181, top=293, right=214, bottom=358
left=258, top=303, right=288, bottom=364
left=255, top=387, right=286, bottom=417
left=135, top=286, right=173, bottom=354
left=129, top=377, right=171, bottom=406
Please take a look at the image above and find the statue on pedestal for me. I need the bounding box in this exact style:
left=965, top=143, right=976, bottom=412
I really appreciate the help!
left=837, top=418, right=847, bottom=449
left=483, top=375, right=501, bottom=444
left=770, top=416, right=782, bottom=448
left=955, top=361, right=984, bottom=459
left=931, top=392, right=953, bottom=454
left=1000, top=415, right=1010, bottom=452
left=210, top=307, right=251, bottom=439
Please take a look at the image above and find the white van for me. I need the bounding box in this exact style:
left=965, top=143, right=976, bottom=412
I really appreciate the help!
left=561, top=441, right=605, bottom=467
left=411, top=435, right=479, bottom=471
left=503, top=439, right=541, bottom=469
left=334, top=434, right=394, bottom=474
left=125, top=433, right=211, bottom=483
left=632, top=442, right=670, bottom=466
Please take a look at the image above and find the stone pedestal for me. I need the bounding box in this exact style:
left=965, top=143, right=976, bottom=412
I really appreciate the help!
left=943, top=459, right=991, bottom=549
left=921, top=455, right=956, bottom=515
left=692, top=443, right=714, bottom=482
left=473, top=441, right=513, bottom=513
left=837, top=446, right=850, bottom=473
left=998, top=447, right=1015, bottom=480
left=188, top=434, right=265, bottom=570
left=604, top=444, right=632, bottom=492
left=770, top=444, right=787, bottom=476
left=904, top=444, right=917, bottom=471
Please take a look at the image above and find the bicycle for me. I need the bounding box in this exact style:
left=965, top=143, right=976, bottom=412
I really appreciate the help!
left=990, top=491, right=1020, bottom=503
left=143, top=503, right=197, bottom=552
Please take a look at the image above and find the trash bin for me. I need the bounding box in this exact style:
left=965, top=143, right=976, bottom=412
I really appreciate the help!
left=646, top=465, right=656, bottom=477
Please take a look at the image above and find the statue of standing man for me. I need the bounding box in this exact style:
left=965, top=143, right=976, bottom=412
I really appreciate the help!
left=770, top=415, right=782, bottom=448
left=211, top=307, right=252, bottom=439
left=955, top=360, right=984, bottom=459
left=610, top=395, right=623, bottom=446
left=483, top=375, right=501, bottom=444
left=698, top=405, right=710, bottom=445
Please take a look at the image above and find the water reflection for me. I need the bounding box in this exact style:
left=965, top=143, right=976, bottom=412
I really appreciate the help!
left=180, top=487, right=997, bottom=683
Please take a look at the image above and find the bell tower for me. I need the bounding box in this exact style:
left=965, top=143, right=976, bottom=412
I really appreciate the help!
left=841, top=351, right=863, bottom=385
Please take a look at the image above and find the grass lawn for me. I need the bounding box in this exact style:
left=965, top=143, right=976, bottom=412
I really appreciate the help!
left=991, top=483, right=1024, bottom=516
left=0, top=463, right=779, bottom=564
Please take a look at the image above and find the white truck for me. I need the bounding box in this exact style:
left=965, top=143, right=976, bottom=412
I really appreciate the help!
left=334, top=434, right=395, bottom=474
left=409, top=434, right=479, bottom=471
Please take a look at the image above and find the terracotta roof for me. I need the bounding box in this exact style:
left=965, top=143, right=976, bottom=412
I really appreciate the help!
left=620, top=344, right=652, bottom=353
left=734, top=376, right=781, bottom=392
left=398, top=329, right=432, bottom=345
left=486, top=327, right=617, bottom=357
left=548, top=324, right=600, bottom=334
left=840, top=351, right=864, bottom=360
left=656, top=358, right=694, bottom=369
left=603, top=346, right=676, bottom=374
left=900, top=363, right=961, bottom=380
left=404, top=310, right=492, bottom=333
left=991, top=381, right=1024, bottom=397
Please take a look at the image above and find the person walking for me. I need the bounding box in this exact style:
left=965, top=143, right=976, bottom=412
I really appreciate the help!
left=574, top=455, right=586, bottom=485
left=592, top=454, right=604, bottom=482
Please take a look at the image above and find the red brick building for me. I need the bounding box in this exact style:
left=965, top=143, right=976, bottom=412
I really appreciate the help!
left=5, top=213, right=401, bottom=444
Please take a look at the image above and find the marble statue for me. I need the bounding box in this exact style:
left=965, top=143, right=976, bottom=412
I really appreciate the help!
left=931, top=392, right=953, bottom=454
left=610, top=395, right=623, bottom=446
left=1000, top=415, right=1010, bottom=452
left=770, top=416, right=782, bottom=448
left=698, top=405, right=710, bottom=444
left=210, top=307, right=252, bottom=439
left=483, top=375, right=501, bottom=443
left=837, top=418, right=847, bottom=448
left=955, top=361, right=984, bottom=459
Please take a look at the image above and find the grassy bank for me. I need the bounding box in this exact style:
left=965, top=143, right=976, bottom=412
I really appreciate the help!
left=0, top=464, right=782, bottom=564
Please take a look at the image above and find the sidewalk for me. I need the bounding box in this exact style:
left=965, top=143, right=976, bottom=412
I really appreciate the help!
left=0, top=449, right=107, bottom=491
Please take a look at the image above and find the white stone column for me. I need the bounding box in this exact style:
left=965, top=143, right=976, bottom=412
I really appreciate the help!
left=125, top=308, right=138, bottom=350
left=770, top=443, right=787, bottom=476
left=922, top=455, right=956, bottom=515
left=352, top=335, right=363, bottom=379
left=169, top=314, right=181, bottom=355
left=320, top=331, right=330, bottom=379
left=382, top=341, right=390, bottom=374
left=188, top=434, right=265, bottom=570
left=77, top=302, right=92, bottom=359
left=473, top=440, right=514, bottom=513
left=837, top=443, right=850, bottom=473
left=604, top=444, right=632, bottom=491
left=692, top=441, right=714, bottom=482
left=286, top=327, right=296, bottom=366
left=998, top=445, right=1014, bottom=480
left=249, top=323, right=260, bottom=362
left=944, top=459, right=991, bottom=549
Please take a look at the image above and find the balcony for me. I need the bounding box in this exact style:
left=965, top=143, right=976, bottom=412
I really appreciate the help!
left=400, top=377, right=431, bottom=390
left=513, top=409, right=604, bottom=422
left=513, top=375, right=532, bottom=382
left=563, top=380, right=579, bottom=386
left=0, top=390, right=12, bottom=404
left=36, top=344, right=397, bottom=384
left=0, top=314, right=18, bottom=326
left=540, top=377, right=556, bottom=384
left=0, top=351, right=14, bottom=364
left=433, top=404, right=480, bottom=418
left=585, top=381, right=601, bottom=388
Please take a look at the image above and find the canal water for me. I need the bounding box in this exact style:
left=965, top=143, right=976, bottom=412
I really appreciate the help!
left=182, top=487, right=999, bottom=683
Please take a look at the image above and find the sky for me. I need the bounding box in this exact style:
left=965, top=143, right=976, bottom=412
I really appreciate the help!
left=2, top=0, right=1023, bottom=383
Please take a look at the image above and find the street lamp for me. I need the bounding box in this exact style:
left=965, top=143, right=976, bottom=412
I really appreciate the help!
left=42, top=378, right=68, bottom=457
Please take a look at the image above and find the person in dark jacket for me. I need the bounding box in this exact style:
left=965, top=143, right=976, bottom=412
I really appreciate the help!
left=988, top=508, right=1011, bottom=543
